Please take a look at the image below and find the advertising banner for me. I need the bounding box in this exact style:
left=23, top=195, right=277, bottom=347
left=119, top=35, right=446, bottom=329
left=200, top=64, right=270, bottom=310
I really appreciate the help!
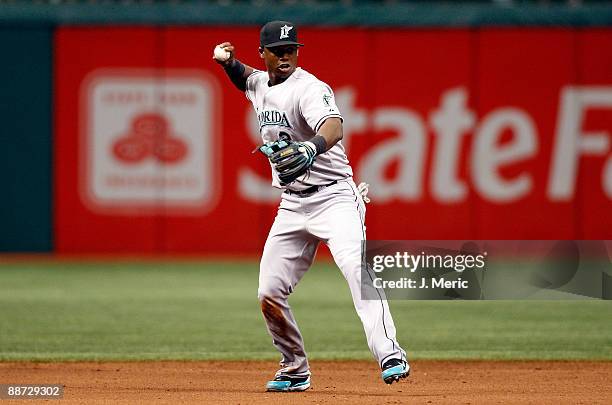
left=54, top=27, right=612, bottom=253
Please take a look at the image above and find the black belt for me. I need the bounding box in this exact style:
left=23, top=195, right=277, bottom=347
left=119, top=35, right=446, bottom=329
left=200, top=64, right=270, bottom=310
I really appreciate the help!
left=284, top=180, right=338, bottom=197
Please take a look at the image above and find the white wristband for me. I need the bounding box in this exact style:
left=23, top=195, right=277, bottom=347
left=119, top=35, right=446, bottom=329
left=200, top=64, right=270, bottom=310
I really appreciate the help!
left=303, top=141, right=317, bottom=155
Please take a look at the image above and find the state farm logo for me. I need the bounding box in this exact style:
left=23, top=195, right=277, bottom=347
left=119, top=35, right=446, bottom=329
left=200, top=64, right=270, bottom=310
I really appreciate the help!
left=240, top=86, right=612, bottom=203
left=81, top=69, right=220, bottom=215
left=112, top=113, right=188, bottom=164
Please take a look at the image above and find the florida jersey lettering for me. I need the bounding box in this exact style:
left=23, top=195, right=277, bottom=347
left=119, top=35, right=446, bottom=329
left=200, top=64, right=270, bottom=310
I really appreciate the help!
left=258, top=110, right=292, bottom=129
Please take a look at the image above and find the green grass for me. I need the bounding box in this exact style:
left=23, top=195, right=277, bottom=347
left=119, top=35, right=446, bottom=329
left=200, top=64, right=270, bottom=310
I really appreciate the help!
left=0, top=261, right=610, bottom=361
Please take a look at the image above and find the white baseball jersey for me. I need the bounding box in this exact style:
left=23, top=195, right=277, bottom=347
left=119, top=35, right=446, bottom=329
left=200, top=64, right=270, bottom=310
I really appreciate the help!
left=246, top=67, right=353, bottom=191
left=246, top=66, right=407, bottom=380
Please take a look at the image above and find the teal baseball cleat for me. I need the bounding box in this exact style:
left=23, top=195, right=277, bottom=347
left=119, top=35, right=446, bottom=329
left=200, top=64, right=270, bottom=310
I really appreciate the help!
left=266, top=375, right=311, bottom=392
left=381, top=359, right=410, bottom=384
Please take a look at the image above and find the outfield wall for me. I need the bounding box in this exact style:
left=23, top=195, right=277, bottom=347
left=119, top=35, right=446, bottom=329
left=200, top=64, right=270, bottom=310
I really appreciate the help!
left=1, top=4, right=611, bottom=253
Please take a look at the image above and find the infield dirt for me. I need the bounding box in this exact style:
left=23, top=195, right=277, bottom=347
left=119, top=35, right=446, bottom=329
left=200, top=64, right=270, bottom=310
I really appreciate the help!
left=1, top=360, right=610, bottom=404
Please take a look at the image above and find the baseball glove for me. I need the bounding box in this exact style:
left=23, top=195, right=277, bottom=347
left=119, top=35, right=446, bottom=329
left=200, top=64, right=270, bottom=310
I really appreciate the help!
left=256, top=132, right=317, bottom=186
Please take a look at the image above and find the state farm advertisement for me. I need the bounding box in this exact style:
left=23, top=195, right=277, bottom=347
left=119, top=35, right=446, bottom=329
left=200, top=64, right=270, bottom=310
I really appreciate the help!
left=81, top=69, right=218, bottom=214
left=54, top=27, right=612, bottom=253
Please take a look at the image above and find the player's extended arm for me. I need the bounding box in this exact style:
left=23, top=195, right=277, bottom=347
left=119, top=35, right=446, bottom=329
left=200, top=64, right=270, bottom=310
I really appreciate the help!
left=212, top=42, right=255, bottom=91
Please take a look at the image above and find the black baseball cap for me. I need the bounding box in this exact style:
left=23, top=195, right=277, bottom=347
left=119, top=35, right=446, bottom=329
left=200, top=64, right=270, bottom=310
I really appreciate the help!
left=260, top=20, right=304, bottom=48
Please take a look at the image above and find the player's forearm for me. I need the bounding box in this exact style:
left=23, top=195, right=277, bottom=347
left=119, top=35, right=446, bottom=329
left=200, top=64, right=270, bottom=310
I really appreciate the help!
left=311, top=118, right=343, bottom=153
left=222, top=59, right=255, bottom=92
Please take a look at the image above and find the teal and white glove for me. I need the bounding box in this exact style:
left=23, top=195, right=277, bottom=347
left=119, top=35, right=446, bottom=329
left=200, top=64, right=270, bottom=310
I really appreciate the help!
left=257, top=133, right=317, bottom=186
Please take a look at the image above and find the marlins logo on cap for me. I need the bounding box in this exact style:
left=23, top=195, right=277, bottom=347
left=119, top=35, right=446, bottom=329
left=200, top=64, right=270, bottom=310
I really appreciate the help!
left=260, top=20, right=305, bottom=48
left=279, top=25, right=293, bottom=39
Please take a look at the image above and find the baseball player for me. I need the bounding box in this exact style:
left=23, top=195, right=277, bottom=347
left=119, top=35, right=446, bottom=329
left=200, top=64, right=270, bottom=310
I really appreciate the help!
left=213, top=20, right=409, bottom=392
